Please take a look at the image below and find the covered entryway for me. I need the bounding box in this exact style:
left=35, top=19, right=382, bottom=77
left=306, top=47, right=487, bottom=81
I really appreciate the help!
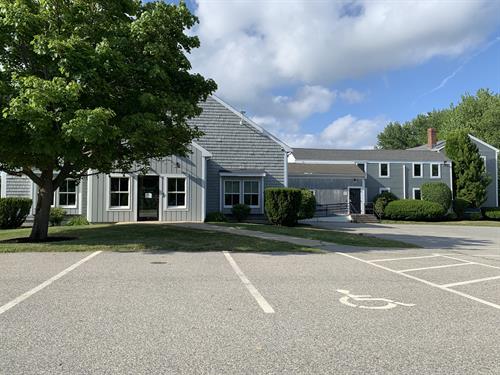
left=348, top=187, right=362, bottom=214
left=138, top=176, right=160, bottom=221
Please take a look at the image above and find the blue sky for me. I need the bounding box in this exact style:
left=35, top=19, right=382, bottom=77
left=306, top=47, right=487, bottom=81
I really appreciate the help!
left=147, top=0, right=500, bottom=149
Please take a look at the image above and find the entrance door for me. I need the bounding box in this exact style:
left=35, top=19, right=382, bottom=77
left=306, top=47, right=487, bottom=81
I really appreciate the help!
left=138, top=176, right=160, bottom=221
left=348, top=188, right=362, bottom=214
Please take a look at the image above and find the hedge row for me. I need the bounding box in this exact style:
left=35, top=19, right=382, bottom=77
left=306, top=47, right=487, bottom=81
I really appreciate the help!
left=384, top=200, right=446, bottom=221
left=421, top=182, right=452, bottom=211
left=482, top=207, right=500, bottom=220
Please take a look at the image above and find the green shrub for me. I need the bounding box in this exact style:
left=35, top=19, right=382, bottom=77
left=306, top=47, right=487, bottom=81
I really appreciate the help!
left=421, top=182, right=452, bottom=211
left=231, top=204, right=251, bottom=222
left=0, top=197, right=32, bottom=229
left=373, top=191, right=398, bottom=218
left=384, top=200, right=446, bottom=221
left=205, top=212, right=227, bottom=222
left=298, top=189, right=316, bottom=220
left=469, top=212, right=483, bottom=221
left=453, top=198, right=471, bottom=219
left=482, top=207, right=500, bottom=221
left=49, top=207, right=66, bottom=226
left=66, top=216, right=89, bottom=226
left=264, top=188, right=302, bottom=226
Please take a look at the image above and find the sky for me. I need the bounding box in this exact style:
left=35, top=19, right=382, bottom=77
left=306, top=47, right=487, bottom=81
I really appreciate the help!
left=147, top=0, right=500, bottom=149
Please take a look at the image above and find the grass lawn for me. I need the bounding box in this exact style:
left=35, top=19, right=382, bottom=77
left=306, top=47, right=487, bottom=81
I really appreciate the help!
left=0, top=224, right=320, bottom=253
left=212, top=222, right=419, bottom=248
left=381, top=220, right=500, bottom=227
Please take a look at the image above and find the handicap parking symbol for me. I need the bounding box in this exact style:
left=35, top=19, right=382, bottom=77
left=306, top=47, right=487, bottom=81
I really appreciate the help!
left=337, top=289, right=415, bottom=310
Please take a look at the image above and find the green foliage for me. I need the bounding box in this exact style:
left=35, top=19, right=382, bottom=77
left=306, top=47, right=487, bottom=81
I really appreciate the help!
left=49, top=208, right=66, bottom=226
left=297, top=189, right=317, bottom=220
left=205, top=212, right=228, bottom=223
left=421, top=182, right=452, bottom=211
left=0, top=198, right=32, bottom=229
left=482, top=208, right=500, bottom=221
left=469, top=212, right=483, bottom=221
left=453, top=198, right=471, bottom=219
left=231, top=204, right=251, bottom=222
left=66, top=216, right=90, bottom=226
left=373, top=191, right=398, bottom=218
left=0, top=0, right=216, bottom=239
left=384, top=200, right=446, bottom=221
left=264, top=188, right=302, bottom=226
left=445, top=131, right=491, bottom=207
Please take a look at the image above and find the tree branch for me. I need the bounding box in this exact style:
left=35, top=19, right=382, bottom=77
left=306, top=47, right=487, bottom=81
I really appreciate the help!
left=22, top=168, right=43, bottom=186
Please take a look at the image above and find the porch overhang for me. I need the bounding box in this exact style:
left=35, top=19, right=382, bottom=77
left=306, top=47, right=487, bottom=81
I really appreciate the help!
left=288, top=163, right=366, bottom=179
left=219, top=169, right=267, bottom=177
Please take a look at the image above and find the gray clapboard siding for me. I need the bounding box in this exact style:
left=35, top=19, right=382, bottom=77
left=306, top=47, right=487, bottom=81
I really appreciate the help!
left=471, top=139, right=498, bottom=207
left=189, top=97, right=287, bottom=213
left=5, top=175, right=32, bottom=198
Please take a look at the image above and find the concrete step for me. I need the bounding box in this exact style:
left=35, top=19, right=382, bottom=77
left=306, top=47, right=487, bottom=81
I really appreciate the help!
left=351, top=214, right=379, bottom=224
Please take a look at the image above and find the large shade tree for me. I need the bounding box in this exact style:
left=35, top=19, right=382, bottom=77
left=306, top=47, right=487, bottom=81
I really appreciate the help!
left=0, top=0, right=216, bottom=240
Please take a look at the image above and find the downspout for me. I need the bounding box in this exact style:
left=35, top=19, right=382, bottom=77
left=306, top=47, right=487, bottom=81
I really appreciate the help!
left=284, top=150, right=289, bottom=187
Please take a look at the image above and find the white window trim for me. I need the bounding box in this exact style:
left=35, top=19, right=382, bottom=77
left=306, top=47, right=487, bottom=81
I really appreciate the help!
left=430, top=163, right=441, bottom=179
left=58, top=179, right=78, bottom=209
left=379, top=163, right=390, bottom=178
left=107, top=174, right=132, bottom=211
left=412, top=188, right=421, bottom=200
left=412, top=163, right=423, bottom=178
left=0, top=172, right=6, bottom=198
left=379, top=187, right=391, bottom=194
left=165, top=175, right=188, bottom=211
left=223, top=180, right=241, bottom=209
left=243, top=179, right=261, bottom=208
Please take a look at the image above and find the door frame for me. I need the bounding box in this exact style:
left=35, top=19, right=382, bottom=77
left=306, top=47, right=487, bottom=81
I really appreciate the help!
left=137, top=175, right=161, bottom=222
left=347, top=186, right=365, bottom=215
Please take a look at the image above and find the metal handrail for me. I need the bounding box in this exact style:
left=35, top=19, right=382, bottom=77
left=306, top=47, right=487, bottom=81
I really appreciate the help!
left=314, top=203, right=349, bottom=217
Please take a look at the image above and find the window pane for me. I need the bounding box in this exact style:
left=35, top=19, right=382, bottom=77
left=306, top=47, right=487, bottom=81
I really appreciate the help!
left=432, top=164, right=439, bottom=176
left=177, top=194, right=185, bottom=207
left=110, top=178, right=119, bottom=192
left=119, top=193, right=128, bottom=207
left=59, top=194, right=68, bottom=206
left=357, top=163, right=365, bottom=172
left=244, top=195, right=251, bottom=205
left=110, top=193, right=120, bottom=207
left=176, top=178, right=185, bottom=192
left=415, top=190, right=421, bottom=200
left=251, top=195, right=259, bottom=206
left=67, top=193, right=76, bottom=206
left=67, top=180, right=76, bottom=192
left=119, top=178, right=128, bottom=191
left=381, top=164, right=388, bottom=176
left=225, top=194, right=232, bottom=206
left=414, top=164, right=421, bottom=176
left=232, top=194, right=240, bottom=205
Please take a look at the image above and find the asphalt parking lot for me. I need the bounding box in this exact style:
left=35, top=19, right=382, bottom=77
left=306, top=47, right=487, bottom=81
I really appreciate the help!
left=1, top=245, right=499, bottom=374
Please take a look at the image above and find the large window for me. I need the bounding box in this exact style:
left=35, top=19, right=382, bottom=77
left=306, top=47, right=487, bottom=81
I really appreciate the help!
left=224, top=181, right=240, bottom=207
left=430, top=163, right=441, bottom=178
left=244, top=181, right=260, bottom=207
left=379, top=163, right=390, bottom=178
left=413, top=163, right=423, bottom=178
left=109, top=177, right=130, bottom=208
left=167, top=177, right=186, bottom=208
left=59, top=179, right=77, bottom=207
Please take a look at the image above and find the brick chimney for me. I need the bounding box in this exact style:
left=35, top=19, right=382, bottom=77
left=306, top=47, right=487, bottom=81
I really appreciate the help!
left=427, top=128, right=437, bottom=149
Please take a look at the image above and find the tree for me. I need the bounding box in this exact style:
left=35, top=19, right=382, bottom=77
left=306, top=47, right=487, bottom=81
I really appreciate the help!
left=445, top=131, right=491, bottom=208
left=0, top=1, right=216, bottom=240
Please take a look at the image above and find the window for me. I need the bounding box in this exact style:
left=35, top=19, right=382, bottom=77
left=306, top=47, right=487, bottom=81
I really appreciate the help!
left=379, top=187, right=391, bottom=194
left=167, top=177, right=186, bottom=208
left=224, top=181, right=240, bottom=207
left=430, top=163, right=441, bottom=178
left=379, top=163, right=390, bottom=178
left=109, top=177, right=130, bottom=208
left=413, top=163, right=423, bottom=178
left=59, top=179, right=77, bottom=207
left=244, top=181, right=260, bottom=207
left=356, top=163, right=365, bottom=172
left=413, top=188, right=421, bottom=200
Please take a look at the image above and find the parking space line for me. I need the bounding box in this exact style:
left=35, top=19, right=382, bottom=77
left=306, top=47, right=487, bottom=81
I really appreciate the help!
left=0, top=251, right=102, bottom=316
left=439, top=255, right=500, bottom=270
left=336, top=252, right=500, bottom=310
left=441, top=275, right=500, bottom=288
left=223, top=251, right=275, bottom=314
left=398, top=262, right=475, bottom=273
left=369, top=255, right=440, bottom=263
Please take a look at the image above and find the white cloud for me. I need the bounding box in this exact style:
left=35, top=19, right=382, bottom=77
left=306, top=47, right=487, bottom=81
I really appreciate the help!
left=279, top=114, right=387, bottom=149
left=191, top=0, right=500, bottom=101
left=338, top=88, right=365, bottom=104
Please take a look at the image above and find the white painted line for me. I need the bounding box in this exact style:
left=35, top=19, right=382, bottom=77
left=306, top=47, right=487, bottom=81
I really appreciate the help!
left=336, top=252, right=500, bottom=310
left=0, top=251, right=102, bottom=316
left=439, top=255, right=500, bottom=270
left=369, top=254, right=440, bottom=263
left=398, top=262, right=475, bottom=273
left=441, top=275, right=500, bottom=288
left=223, top=251, right=275, bottom=314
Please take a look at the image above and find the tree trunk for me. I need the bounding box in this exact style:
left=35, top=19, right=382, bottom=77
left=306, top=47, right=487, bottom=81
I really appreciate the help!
left=30, top=178, right=54, bottom=241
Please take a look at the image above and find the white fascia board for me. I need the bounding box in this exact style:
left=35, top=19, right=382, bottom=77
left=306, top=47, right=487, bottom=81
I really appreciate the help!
left=468, top=134, right=500, bottom=152
left=291, top=159, right=448, bottom=164
left=191, top=141, right=212, bottom=158
left=211, top=95, right=293, bottom=153
left=219, top=172, right=266, bottom=177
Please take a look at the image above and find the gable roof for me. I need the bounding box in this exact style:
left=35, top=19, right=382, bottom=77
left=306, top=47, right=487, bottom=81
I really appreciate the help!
left=408, top=134, right=499, bottom=153
left=209, top=95, right=292, bottom=152
left=292, top=148, right=450, bottom=162
left=289, top=163, right=366, bottom=178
